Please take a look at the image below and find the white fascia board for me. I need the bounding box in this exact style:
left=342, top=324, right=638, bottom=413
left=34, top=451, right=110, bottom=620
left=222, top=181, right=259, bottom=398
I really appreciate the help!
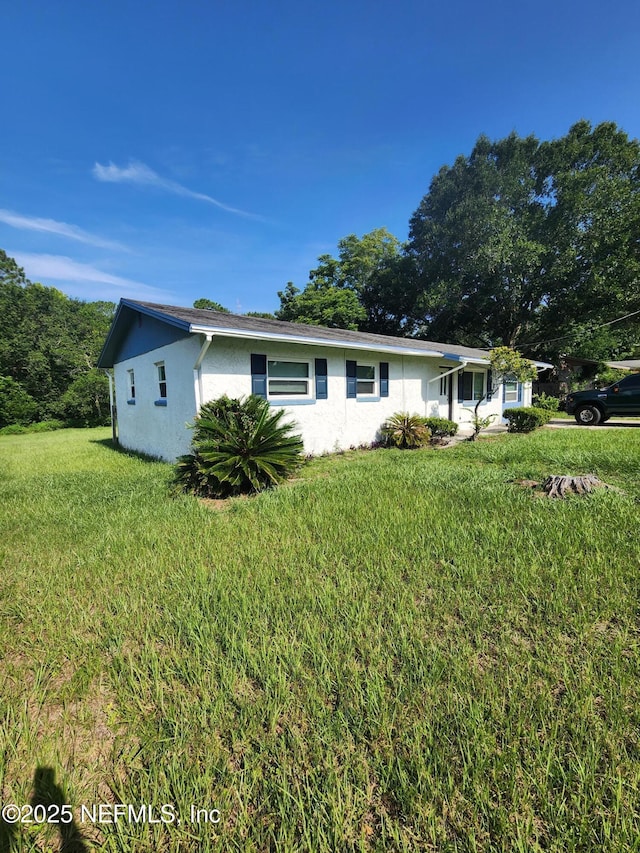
left=188, top=324, right=446, bottom=359
left=456, top=357, right=489, bottom=366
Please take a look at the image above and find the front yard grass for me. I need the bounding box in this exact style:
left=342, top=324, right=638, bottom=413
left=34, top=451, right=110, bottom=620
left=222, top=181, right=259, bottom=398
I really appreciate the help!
left=1, top=427, right=639, bottom=851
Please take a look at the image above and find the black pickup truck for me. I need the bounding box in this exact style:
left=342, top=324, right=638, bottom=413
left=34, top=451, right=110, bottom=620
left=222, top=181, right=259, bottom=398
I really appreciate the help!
left=565, top=373, right=640, bottom=424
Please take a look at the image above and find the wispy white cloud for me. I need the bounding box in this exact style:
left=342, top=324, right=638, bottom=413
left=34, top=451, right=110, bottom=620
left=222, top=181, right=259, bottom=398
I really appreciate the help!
left=12, top=253, right=173, bottom=303
left=0, top=208, right=128, bottom=251
left=93, top=160, right=263, bottom=220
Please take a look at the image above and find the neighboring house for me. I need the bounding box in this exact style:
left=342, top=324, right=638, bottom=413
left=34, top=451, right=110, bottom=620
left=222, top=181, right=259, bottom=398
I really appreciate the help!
left=97, top=300, right=546, bottom=461
left=605, top=359, right=640, bottom=371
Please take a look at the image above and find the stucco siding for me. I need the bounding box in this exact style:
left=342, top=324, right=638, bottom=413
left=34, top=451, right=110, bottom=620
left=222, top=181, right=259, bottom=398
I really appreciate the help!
left=200, top=337, right=449, bottom=455
left=114, top=336, right=199, bottom=460
left=114, top=332, right=535, bottom=461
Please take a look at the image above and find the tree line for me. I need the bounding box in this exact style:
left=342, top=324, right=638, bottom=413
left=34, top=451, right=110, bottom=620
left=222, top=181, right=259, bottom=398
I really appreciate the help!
left=0, top=250, right=114, bottom=428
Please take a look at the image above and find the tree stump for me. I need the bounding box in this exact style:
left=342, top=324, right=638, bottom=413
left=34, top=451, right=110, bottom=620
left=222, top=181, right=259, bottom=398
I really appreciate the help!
left=542, top=474, right=604, bottom=498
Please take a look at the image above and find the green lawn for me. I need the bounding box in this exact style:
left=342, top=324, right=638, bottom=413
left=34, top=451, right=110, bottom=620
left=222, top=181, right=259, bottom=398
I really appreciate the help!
left=1, top=427, right=639, bottom=852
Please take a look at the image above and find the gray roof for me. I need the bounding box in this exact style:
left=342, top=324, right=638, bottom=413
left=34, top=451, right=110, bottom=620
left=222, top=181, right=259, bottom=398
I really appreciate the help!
left=99, top=298, right=552, bottom=368
left=129, top=300, right=493, bottom=361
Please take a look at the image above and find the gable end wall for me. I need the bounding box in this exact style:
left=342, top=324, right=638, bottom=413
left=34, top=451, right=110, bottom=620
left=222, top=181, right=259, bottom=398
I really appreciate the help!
left=114, top=336, right=199, bottom=460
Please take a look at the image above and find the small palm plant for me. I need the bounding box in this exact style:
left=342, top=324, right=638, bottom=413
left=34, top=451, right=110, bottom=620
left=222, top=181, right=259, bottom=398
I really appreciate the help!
left=174, top=395, right=304, bottom=498
left=381, top=412, right=431, bottom=449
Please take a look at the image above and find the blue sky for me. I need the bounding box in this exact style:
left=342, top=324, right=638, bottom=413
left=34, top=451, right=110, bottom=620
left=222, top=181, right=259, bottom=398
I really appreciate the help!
left=2, top=0, right=639, bottom=313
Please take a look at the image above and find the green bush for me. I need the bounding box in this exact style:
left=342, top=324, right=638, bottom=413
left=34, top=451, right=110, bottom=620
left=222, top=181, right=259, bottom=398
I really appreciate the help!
left=532, top=393, right=560, bottom=411
left=174, top=395, right=304, bottom=498
left=0, top=419, right=67, bottom=436
left=28, top=420, right=66, bottom=433
left=424, top=417, right=459, bottom=438
left=381, top=413, right=431, bottom=449
left=0, top=423, right=28, bottom=435
left=503, top=407, right=553, bottom=433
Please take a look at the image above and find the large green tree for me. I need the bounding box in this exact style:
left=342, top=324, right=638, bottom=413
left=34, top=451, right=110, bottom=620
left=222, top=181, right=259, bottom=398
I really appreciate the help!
left=277, top=228, right=414, bottom=334
left=408, top=133, right=550, bottom=349
left=276, top=280, right=366, bottom=330
left=407, top=122, right=640, bottom=361
left=534, top=120, right=640, bottom=360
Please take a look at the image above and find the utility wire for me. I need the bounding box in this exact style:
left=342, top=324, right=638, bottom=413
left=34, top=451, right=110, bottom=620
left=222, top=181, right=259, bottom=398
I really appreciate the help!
left=521, top=307, right=640, bottom=350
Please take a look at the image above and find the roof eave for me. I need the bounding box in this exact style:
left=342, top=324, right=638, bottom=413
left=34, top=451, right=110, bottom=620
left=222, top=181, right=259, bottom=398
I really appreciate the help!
left=97, top=299, right=192, bottom=368
left=122, top=298, right=191, bottom=331
left=188, top=323, right=451, bottom=359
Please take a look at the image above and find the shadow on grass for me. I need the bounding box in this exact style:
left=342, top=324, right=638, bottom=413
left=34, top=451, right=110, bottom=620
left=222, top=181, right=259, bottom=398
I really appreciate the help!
left=90, top=437, right=168, bottom=464
left=0, top=766, right=89, bottom=852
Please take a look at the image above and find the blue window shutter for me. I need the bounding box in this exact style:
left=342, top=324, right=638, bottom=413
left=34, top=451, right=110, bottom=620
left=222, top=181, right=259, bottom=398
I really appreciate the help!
left=251, top=353, right=267, bottom=398
left=503, top=380, right=507, bottom=403
left=346, top=360, right=357, bottom=398
left=458, top=371, right=466, bottom=403
left=315, top=358, right=328, bottom=399
left=380, top=362, right=389, bottom=397
left=517, top=382, right=522, bottom=403
left=486, top=369, right=493, bottom=401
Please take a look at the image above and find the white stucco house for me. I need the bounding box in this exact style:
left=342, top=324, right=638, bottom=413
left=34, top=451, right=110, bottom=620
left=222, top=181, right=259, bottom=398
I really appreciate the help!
left=97, top=299, right=548, bottom=461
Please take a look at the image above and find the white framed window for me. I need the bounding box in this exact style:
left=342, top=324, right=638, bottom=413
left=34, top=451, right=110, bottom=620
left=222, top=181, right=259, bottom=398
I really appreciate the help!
left=504, top=378, right=519, bottom=402
left=356, top=363, right=376, bottom=396
left=267, top=360, right=311, bottom=398
left=156, top=362, right=167, bottom=398
left=461, top=370, right=485, bottom=401
left=439, top=371, right=449, bottom=397
left=127, top=369, right=135, bottom=401
left=347, top=360, right=387, bottom=399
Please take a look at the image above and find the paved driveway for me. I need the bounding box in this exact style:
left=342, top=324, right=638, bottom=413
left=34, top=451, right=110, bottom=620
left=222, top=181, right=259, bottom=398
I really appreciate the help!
left=547, top=418, right=640, bottom=430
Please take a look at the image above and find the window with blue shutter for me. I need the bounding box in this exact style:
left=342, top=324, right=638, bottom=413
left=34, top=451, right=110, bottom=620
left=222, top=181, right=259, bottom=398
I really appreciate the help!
left=380, top=362, right=389, bottom=397
left=268, top=360, right=310, bottom=396
left=250, top=354, right=267, bottom=398
left=315, top=358, right=328, bottom=399
left=459, top=371, right=485, bottom=401
left=486, top=369, right=493, bottom=401
left=346, top=360, right=380, bottom=397
left=459, top=371, right=475, bottom=402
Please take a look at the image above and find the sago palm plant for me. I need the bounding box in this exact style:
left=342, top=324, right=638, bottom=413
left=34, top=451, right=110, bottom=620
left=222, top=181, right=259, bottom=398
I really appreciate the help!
left=381, top=412, right=431, bottom=449
left=174, top=395, right=304, bottom=498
